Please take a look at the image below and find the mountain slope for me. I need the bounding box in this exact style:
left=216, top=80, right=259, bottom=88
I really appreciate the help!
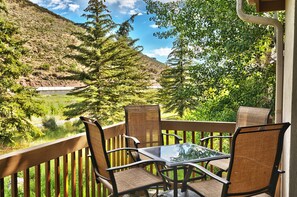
left=2, top=0, right=166, bottom=87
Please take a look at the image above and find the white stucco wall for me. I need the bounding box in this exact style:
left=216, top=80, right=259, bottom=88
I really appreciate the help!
left=283, top=0, right=297, bottom=196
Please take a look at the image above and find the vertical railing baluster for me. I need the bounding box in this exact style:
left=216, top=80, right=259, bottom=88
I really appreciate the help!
left=71, top=152, right=76, bottom=197
left=111, top=137, right=115, bottom=167
left=165, top=130, right=169, bottom=145
left=63, top=155, right=68, bottom=197
left=11, top=173, right=18, bottom=197
left=23, top=169, right=30, bottom=197
left=91, top=166, right=95, bottom=197
left=116, top=136, right=120, bottom=167
left=106, top=140, right=111, bottom=165
left=229, top=133, right=232, bottom=151
left=35, top=165, right=41, bottom=197
left=210, top=132, right=214, bottom=149
left=201, top=132, right=205, bottom=146
left=192, top=131, right=195, bottom=144
left=119, top=135, right=123, bottom=166
left=85, top=148, right=90, bottom=197
left=219, top=133, right=223, bottom=152
left=183, top=130, right=186, bottom=143
left=78, top=150, right=83, bottom=197
left=55, top=157, right=60, bottom=197
left=45, top=161, right=51, bottom=197
left=0, top=178, right=4, bottom=197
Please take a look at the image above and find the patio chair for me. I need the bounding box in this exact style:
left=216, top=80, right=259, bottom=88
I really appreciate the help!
left=201, top=106, right=271, bottom=175
left=80, top=116, right=167, bottom=197
left=124, top=104, right=182, bottom=161
left=181, top=122, right=290, bottom=197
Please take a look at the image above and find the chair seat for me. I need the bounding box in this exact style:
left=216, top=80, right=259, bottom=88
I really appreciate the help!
left=209, top=158, right=230, bottom=171
left=114, top=167, right=164, bottom=194
left=188, top=179, right=223, bottom=197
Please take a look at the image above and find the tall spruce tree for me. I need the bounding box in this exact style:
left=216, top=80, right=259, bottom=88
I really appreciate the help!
left=113, top=14, right=150, bottom=110
left=0, top=0, right=44, bottom=144
left=65, top=0, right=150, bottom=124
left=159, top=36, right=197, bottom=117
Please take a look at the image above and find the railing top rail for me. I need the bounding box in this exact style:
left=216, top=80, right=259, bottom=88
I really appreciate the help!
left=161, top=120, right=236, bottom=133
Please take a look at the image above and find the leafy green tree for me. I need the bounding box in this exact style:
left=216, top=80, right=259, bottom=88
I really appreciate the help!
left=145, top=0, right=276, bottom=121
left=66, top=1, right=150, bottom=124
left=159, top=35, right=197, bottom=117
left=0, top=1, right=44, bottom=144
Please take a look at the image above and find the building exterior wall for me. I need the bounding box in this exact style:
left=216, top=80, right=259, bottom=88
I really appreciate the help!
left=283, top=0, right=297, bottom=196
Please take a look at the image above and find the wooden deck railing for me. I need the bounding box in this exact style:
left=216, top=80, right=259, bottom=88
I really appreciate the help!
left=0, top=120, right=235, bottom=197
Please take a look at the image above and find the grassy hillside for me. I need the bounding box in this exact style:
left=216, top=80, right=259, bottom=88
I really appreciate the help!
left=2, top=0, right=166, bottom=87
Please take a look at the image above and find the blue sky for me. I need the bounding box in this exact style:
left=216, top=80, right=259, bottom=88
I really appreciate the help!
left=29, top=0, right=176, bottom=63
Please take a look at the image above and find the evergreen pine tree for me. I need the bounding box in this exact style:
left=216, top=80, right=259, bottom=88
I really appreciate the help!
left=0, top=1, right=44, bottom=144
left=66, top=0, right=150, bottom=124
left=159, top=36, right=197, bottom=117
left=111, top=14, right=151, bottom=117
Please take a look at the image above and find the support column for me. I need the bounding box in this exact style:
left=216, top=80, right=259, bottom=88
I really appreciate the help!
left=283, top=0, right=297, bottom=196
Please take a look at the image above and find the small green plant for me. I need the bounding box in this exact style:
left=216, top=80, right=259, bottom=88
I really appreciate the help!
left=56, top=65, right=67, bottom=72
left=39, top=63, right=51, bottom=70
left=68, top=63, right=79, bottom=72
left=42, top=117, right=58, bottom=130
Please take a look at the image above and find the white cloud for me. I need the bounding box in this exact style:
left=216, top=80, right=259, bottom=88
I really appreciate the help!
left=29, top=0, right=80, bottom=12
left=128, top=9, right=142, bottom=16
left=106, top=0, right=137, bottom=9
left=145, top=47, right=172, bottom=58
left=52, top=3, right=67, bottom=10
left=69, top=4, right=80, bottom=12
left=150, top=24, right=158, bottom=29
left=30, top=0, right=43, bottom=3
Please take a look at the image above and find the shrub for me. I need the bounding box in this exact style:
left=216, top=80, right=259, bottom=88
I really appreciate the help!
left=42, top=117, right=58, bottom=130
left=39, top=63, right=51, bottom=70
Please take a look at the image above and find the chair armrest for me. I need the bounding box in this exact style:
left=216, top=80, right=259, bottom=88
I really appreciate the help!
left=107, top=159, right=166, bottom=172
left=200, top=135, right=232, bottom=147
left=123, top=134, right=140, bottom=148
left=184, top=163, right=230, bottom=185
left=161, top=132, right=183, bottom=144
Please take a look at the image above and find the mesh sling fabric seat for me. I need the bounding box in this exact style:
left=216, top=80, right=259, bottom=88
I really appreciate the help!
left=124, top=105, right=182, bottom=161
left=181, top=122, right=290, bottom=197
left=201, top=106, right=271, bottom=173
left=80, top=116, right=167, bottom=197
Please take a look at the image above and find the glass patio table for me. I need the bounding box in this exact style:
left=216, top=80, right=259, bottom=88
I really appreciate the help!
left=139, top=143, right=230, bottom=197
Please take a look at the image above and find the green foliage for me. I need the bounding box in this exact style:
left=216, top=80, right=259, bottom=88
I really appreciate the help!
left=0, top=3, right=44, bottom=145
left=41, top=119, right=84, bottom=140
left=145, top=0, right=277, bottom=120
left=42, top=117, right=58, bottom=130
left=65, top=0, right=150, bottom=124
left=38, top=94, right=81, bottom=116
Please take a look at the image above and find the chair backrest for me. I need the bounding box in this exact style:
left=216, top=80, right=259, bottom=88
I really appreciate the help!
left=235, top=106, right=271, bottom=128
left=224, top=122, right=290, bottom=196
left=125, top=105, right=162, bottom=148
left=80, top=117, right=112, bottom=184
